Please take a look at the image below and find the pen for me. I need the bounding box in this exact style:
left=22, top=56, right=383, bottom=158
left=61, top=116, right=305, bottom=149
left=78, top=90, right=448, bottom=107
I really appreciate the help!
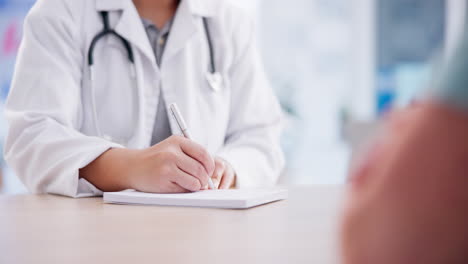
left=169, top=103, right=216, bottom=190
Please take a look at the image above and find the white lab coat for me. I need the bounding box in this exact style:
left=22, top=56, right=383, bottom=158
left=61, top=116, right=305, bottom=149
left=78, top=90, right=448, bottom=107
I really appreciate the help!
left=4, top=0, right=284, bottom=197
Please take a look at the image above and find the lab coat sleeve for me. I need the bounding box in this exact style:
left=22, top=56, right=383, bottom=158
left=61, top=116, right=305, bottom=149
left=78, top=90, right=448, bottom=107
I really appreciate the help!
left=216, top=15, right=285, bottom=188
left=4, top=0, right=122, bottom=197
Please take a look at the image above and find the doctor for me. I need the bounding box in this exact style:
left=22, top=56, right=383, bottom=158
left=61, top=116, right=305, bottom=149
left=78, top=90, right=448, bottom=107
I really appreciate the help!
left=4, top=0, right=284, bottom=197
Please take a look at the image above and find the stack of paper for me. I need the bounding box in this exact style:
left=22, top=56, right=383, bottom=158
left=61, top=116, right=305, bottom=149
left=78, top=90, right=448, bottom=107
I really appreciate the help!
left=104, top=188, right=288, bottom=209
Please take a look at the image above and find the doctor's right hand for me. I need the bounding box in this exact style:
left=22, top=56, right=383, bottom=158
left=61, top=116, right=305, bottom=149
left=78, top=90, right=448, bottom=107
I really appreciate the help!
left=80, top=135, right=215, bottom=193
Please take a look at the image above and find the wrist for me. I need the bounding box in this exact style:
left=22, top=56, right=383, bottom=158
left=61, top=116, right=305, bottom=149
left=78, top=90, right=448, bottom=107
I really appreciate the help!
left=110, top=148, right=144, bottom=190
left=80, top=147, right=137, bottom=192
left=122, top=148, right=143, bottom=190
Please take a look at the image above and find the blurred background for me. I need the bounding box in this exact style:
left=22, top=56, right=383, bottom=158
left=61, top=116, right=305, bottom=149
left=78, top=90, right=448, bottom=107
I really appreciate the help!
left=0, top=0, right=465, bottom=193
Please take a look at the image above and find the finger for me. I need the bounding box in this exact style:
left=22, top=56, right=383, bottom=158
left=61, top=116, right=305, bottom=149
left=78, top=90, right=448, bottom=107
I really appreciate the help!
left=210, top=159, right=225, bottom=189
left=179, top=139, right=215, bottom=176
left=210, top=178, right=220, bottom=190
left=219, top=167, right=235, bottom=189
left=176, top=156, right=209, bottom=188
left=210, top=174, right=221, bottom=190
left=165, top=182, right=191, bottom=194
left=172, top=168, right=203, bottom=192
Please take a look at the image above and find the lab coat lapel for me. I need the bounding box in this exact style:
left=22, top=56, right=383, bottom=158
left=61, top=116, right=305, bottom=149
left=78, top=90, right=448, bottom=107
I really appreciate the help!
left=162, top=0, right=198, bottom=65
left=96, top=0, right=156, bottom=65
left=95, top=0, right=220, bottom=67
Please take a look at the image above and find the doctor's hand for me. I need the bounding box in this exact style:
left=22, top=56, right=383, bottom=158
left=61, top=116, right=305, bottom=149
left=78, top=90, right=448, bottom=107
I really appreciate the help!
left=208, top=157, right=236, bottom=189
left=80, top=135, right=215, bottom=193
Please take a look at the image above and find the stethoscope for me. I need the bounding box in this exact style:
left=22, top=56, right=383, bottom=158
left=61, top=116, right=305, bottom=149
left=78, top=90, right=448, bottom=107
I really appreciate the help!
left=86, top=11, right=223, bottom=139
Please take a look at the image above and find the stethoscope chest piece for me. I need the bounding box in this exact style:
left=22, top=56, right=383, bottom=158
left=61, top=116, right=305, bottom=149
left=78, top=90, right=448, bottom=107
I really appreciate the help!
left=206, top=72, right=223, bottom=92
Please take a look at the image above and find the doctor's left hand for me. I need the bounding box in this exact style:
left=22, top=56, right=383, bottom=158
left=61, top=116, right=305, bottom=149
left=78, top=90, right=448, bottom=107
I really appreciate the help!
left=208, top=157, right=236, bottom=189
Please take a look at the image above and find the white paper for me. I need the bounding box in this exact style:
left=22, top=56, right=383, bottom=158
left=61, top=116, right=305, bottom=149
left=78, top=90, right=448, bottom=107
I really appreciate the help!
left=103, top=188, right=288, bottom=209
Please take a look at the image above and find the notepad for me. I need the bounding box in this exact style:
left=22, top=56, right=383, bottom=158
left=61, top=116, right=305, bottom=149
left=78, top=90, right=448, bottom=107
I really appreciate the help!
left=103, top=188, right=288, bottom=209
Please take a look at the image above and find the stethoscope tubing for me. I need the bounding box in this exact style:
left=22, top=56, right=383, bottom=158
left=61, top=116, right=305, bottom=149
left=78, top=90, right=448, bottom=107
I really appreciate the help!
left=87, top=10, right=217, bottom=139
left=88, top=11, right=215, bottom=76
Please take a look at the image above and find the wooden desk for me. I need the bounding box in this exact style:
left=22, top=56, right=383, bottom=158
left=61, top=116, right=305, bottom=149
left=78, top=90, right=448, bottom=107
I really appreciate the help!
left=0, top=185, right=344, bottom=264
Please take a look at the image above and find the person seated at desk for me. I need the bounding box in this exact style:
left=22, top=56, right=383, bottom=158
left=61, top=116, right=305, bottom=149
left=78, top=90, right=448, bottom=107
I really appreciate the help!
left=4, top=0, right=284, bottom=197
left=340, top=24, right=468, bottom=264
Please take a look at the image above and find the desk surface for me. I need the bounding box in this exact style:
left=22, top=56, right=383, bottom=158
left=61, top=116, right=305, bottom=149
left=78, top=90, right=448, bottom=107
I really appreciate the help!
left=0, top=185, right=344, bottom=264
